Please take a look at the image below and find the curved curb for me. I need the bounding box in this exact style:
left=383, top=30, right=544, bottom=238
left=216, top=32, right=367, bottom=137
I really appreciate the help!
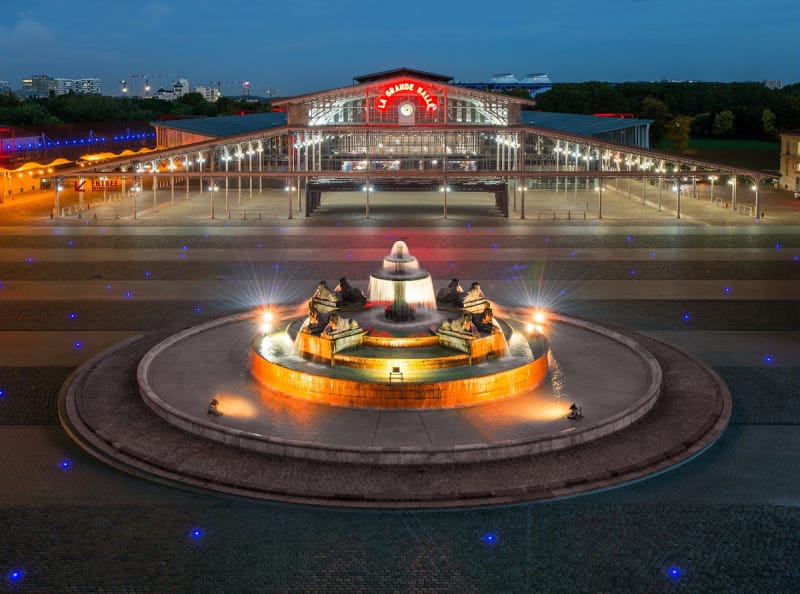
left=60, top=322, right=731, bottom=509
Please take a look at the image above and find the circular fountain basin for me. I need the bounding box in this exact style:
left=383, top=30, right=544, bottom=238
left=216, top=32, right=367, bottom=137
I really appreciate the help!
left=136, top=310, right=662, bottom=465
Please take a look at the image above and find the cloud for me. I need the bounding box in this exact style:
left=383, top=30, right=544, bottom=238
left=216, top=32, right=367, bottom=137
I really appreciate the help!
left=0, top=18, right=58, bottom=51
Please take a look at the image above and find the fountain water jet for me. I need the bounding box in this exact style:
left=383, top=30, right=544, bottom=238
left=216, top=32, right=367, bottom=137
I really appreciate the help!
left=368, top=241, right=436, bottom=321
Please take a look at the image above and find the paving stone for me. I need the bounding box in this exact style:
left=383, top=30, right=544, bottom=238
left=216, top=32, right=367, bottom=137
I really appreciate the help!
left=1, top=196, right=798, bottom=589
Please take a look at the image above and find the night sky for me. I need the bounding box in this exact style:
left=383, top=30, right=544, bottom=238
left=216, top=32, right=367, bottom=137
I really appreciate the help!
left=2, top=0, right=797, bottom=96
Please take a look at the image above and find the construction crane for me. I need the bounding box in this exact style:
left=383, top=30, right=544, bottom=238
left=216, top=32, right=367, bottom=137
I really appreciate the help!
left=213, top=80, right=255, bottom=97
left=130, top=74, right=187, bottom=97
left=263, top=88, right=284, bottom=100
left=129, top=74, right=151, bottom=97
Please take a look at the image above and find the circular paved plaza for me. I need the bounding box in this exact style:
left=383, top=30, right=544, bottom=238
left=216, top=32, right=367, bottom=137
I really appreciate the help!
left=1, top=186, right=799, bottom=591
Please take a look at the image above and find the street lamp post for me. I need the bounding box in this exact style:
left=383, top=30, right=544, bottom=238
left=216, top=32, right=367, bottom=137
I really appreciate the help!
left=554, top=146, right=561, bottom=193
left=257, top=142, right=264, bottom=194
left=168, top=161, right=175, bottom=204
left=223, top=151, right=230, bottom=213
left=573, top=149, right=580, bottom=201
left=132, top=178, right=139, bottom=219
left=626, top=159, right=632, bottom=198
left=198, top=152, right=205, bottom=202
left=598, top=181, right=603, bottom=219
left=248, top=144, right=254, bottom=199
left=708, top=175, right=717, bottom=203
left=184, top=156, right=190, bottom=199
left=237, top=148, right=242, bottom=205
left=209, top=182, right=217, bottom=219
left=54, top=180, right=62, bottom=218
left=752, top=182, right=760, bottom=219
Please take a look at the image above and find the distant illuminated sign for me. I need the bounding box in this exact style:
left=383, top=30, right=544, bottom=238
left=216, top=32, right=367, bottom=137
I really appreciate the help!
left=375, top=80, right=438, bottom=112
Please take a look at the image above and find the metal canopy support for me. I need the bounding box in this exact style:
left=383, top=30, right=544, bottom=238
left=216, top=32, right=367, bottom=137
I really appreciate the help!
left=365, top=177, right=370, bottom=219
left=754, top=177, right=761, bottom=218
left=442, top=177, right=447, bottom=219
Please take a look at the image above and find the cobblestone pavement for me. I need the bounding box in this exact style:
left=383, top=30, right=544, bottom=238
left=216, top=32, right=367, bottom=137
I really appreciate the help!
left=1, top=189, right=799, bottom=591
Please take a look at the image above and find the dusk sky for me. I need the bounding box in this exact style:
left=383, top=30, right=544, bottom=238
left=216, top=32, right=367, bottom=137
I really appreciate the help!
left=2, top=0, right=797, bottom=97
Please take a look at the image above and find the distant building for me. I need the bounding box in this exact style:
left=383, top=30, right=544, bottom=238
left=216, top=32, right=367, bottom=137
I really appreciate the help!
left=21, top=75, right=56, bottom=97
left=154, top=79, right=208, bottom=102
left=764, top=80, right=782, bottom=90
left=155, top=87, right=175, bottom=101
left=0, top=80, right=11, bottom=94
left=454, top=73, right=553, bottom=99
left=779, top=128, right=800, bottom=192
left=54, top=78, right=74, bottom=95
left=173, top=79, right=190, bottom=99
left=73, top=78, right=102, bottom=95
left=194, top=85, right=221, bottom=102
left=17, top=75, right=100, bottom=97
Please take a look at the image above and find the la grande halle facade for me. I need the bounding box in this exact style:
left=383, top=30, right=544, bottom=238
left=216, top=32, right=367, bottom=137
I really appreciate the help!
left=149, top=67, right=657, bottom=217
left=62, top=68, right=765, bottom=219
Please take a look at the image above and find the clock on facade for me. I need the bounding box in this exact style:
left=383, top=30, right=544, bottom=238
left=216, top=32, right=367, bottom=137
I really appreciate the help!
left=399, top=102, right=415, bottom=117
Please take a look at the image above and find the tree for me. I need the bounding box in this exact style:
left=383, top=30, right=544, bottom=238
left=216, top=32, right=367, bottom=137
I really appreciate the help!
left=691, top=113, right=712, bottom=137
left=665, top=116, right=692, bottom=152
left=639, top=97, right=671, bottom=145
left=509, top=87, right=532, bottom=101
left=176, top=92, right=206, bottom=106
left=712, top=110, right=735, bottom=137
left=762, top=108, right=776, bottom=137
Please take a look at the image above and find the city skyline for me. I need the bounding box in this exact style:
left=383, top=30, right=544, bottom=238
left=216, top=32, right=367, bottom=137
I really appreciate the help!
left=2, top=0, right=798, bottom=97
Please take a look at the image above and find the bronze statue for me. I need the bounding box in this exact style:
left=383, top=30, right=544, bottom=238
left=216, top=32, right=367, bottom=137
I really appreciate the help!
left=322, top=312, right=360, bottom=337
left=302, top=301, right=329, bottom=334
left=473, top=304, right=498, bottom=334
left=436, top=278, right=463, bottom=305
left=460, top=282, right=485, bottom=305
left=440, top=311, right=479, bottom=336
left=313, top=280, right=338, bottom=303
left=334, top=277, right=367, bottom=306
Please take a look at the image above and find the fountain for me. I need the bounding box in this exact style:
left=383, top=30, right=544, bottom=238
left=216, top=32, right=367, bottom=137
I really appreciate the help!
left=250, top=241, right=550, bottom=409
left=64, top=238, right=731, bottom=505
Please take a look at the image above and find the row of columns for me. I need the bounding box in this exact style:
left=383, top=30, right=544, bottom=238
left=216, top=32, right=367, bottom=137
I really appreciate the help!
left=52, top=170, right=762, bottom=221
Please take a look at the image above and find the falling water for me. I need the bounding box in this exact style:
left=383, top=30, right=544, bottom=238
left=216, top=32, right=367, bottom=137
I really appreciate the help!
left=368, top=240, right=436, bottom=312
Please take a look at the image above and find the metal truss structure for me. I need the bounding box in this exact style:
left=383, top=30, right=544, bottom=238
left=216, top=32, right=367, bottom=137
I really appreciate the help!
left=55, top=71, right=769, bottom=220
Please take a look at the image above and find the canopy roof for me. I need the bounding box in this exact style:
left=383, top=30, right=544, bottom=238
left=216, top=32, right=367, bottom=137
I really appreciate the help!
left=154, top=112, right=286, bottom=138
left=521, top=111, right=653, bottom=135
left=353, top=67, right=454, bottom=85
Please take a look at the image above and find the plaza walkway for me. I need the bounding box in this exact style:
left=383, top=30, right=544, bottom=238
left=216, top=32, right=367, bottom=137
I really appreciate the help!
left=0, top=186, right=798, bottom=591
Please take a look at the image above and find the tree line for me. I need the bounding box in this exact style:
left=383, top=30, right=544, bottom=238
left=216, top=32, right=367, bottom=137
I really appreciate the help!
left=0, top=91, right=272, bottom=127
left=3, top=82, right=799, bottom=152
left=531, top=81, right=800, bottom=148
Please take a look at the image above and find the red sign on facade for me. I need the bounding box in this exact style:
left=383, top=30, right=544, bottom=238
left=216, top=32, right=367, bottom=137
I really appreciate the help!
left=375, top=80, right=438, bottom=112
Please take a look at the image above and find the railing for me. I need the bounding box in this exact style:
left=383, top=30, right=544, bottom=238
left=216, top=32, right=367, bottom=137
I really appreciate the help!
left=536, top=209, right=586, bottom=220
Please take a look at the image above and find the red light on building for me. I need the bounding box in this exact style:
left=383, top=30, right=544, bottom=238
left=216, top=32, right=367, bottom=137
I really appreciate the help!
left=375, top=80, right=438, bottom=112
left=593, top=113, right=635, bottom=119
